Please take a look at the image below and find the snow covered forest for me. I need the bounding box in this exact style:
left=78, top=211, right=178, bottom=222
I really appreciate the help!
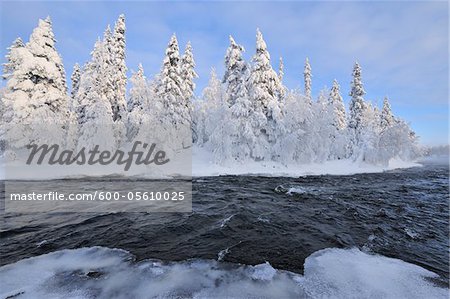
left=0, top=15, right=420, bottom=166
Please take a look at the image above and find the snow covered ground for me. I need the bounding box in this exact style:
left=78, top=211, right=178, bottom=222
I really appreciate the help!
left=0, top=146, right=422, bottom=180
left=192, top=146, right=421, bottom=177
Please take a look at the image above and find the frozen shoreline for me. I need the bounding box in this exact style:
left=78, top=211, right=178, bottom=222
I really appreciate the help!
left=191, top=146, right=422, bottom=178
left=0, top=246, right=446, bottom=298
left=0, top=146, right=422, bottom=180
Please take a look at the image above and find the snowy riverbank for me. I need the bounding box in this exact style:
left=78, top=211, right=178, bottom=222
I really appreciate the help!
left=192, top=146, right=422, bottom=177
left=0, top=146, right=421, bottom=180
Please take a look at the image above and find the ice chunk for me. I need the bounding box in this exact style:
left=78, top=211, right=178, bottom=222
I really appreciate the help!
left=0, top=247, right=446, bottom=299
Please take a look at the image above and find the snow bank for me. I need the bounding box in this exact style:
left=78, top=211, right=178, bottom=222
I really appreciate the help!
left=0, top=146, right=421, bottom=180
left=0, top=247, right=446, bottom=299
left=192, top=146, right=421, bottom=177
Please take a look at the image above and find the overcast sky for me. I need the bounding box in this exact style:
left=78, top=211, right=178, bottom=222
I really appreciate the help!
left=1, top=1, right=448, bottom=145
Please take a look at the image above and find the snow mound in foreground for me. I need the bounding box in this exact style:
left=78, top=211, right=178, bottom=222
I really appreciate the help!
left=0, top=247, right=446, bottom=299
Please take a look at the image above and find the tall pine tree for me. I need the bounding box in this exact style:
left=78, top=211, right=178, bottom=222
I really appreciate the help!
left=380, top=96, right=394, bottom=131
left=155, top=34, right=186, bottom=126
left=304, top=57, right=312, bottom=104
left=348, top=61, right=366, bottom=154
left=223, top=36, right=248, bottom=107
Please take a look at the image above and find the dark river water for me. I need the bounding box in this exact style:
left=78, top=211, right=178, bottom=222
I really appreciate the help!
left=0, top=159, right=448, bottom=298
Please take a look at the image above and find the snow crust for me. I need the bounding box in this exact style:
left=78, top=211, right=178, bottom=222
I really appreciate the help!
left=0, top=247, right=446, bottom=299
left=0, top=146, right=420, bottom=180
left=192, top=146, right=421, bottom=177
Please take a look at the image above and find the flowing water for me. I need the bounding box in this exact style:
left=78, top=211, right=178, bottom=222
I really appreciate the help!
left=0, top=159, right=448, bottom=298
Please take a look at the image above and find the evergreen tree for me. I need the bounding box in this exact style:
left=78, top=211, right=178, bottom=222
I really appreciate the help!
left=2, top=17, right=69, bottom=149
left=328, top=80, right=346, bottom=130
left=247, top=29, right=283, bottom=156
left=348, top=61, right=366, bottom=154
left=70, top=63, right=81, bottom=102
left=127, top=64, right=151, bottom=141
left=111, top=14, right=127, bottom=122
left=199, top=69, right=224, bottom=144
left=278, top=57, right=284, bottom=82
left=304, top=57, right=312, bottom=103
left=155, top=34, right=186, bottom=125
left=76, top=40, right=115, bottom=151
left=180, top=41, right=198, bottom=102
left=380, top=96, right=394, bottom=131
left=2, top=37, right=25, bottom=80
left=223, top=36, right=248, bottom=107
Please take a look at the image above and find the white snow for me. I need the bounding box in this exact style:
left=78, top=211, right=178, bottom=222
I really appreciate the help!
left=192, top=146, right=422, bottom=177
left=0, top=246, right=446, bottom=299
left=0, top=145, right=420, bottom=180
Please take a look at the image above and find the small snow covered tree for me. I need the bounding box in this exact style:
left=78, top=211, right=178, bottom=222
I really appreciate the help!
left=280, top=90, right=314, bottom=163
left=70, top=63, right=81, bottom=105
left=223, top=36, right=248, bottom=107
left=312, top=88, right=333, bottom=162
left=229, top=76, right=255, bottom=161
left=359, top=101, right=381, bottom=163
left=348, top=61, right=366, bottom=157
left=2, top=37, right=25, bottom=81
left=76, top=40, right=116, bottom=151
left=1, top=37, right=25, bottom=142
left=327, top=80, right=348, bottom=159
left=2, top=17, right=70, bottom=150
left=380, top=96, right=394, bottom=131
left=180, top=41, right=198, bottom=143
left=304, top=57, right=312, bottom=104
left=127, top=64, right=150, bottom=141
left=180, top=41, right=198, bottom=102
left=329, top=80, right=346, bottom=130
left=278, top=57, right=284, bottom=82
left=197, top=69, right=224, bottom=145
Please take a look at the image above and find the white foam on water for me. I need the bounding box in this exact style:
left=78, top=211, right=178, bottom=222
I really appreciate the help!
left=0, top=247, right=447, bottom=299
left=404, top=228, right=420, bottom=239
left=219, top=214, right=235, bottom=228
left=287, top=187, right=308, bottom=195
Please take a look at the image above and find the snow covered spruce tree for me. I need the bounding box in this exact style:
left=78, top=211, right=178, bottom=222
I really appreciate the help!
left=304, top=57, right=312, bottom=104
left=280, top=89, right=314, bottom=164
left=359, top=101, right=382, bottom=163
left=312, top=87, right=334, bottom=162
left=155, top=34, right=191, bottom=149
left=328, top=79, right=348, bottom=159
left=348, top=61, right=367, bottom=158
left=111, top=15, right=128, bottom=123
left=246, top=29, right=284, bottom=159
left=380, top=96, right=394, bottom=132
left=70, top=63, right=81, bottom=108
left=223, top=36, right=248, bottom=107
left=156, top=34, right=183, bottom=123
left=1, top=17, right=70, bottom=150
left=195, top=69, right=225, bottom=146
left=278, top=57, right=284, bottom=82
left=2, top=37, right=25, bottom=81
left=377, top=97, right=419, bottom=163
left=99, top=15, right=128, bottom=147
left=180, top=41, right=198, bottom=145
left=1, top=37, right=25, bottom=149
left=127, top=64, right=151, bottom=142
left=180, top=41, right=198, bottom=102
left=76, top=40, right=116, bottom=151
